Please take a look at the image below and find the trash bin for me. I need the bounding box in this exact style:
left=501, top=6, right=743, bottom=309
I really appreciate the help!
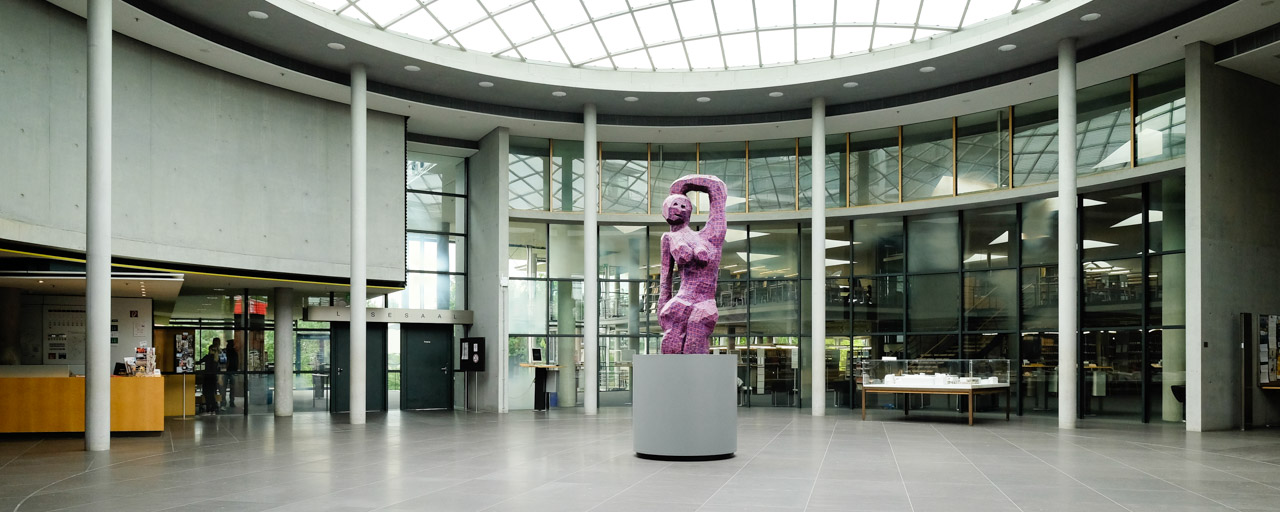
left=548, top=392, right=558, bottom=408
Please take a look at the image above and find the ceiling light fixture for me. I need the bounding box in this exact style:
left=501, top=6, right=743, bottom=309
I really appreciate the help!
left=842, top=81, right=859, bottom=88
left=998, top=44, right=1017, bottom=52
left=404, top=65, right=421, bottom=72
left=1080, top=13, right=1101, bottom=21
left=247, top=11, right=268, bottom=20
left=551, top=91, right=567, bottom=97
left=919, top=66, right=937, bottom=73
left=624, top=96, right=639, bottom=102
left=478, top=81, right=494, bottom=88
left=326, top=42, right=346, bottom=50
left=768, top=92, right=784, bottom=98
left=696, top=97, right=711, bottom=103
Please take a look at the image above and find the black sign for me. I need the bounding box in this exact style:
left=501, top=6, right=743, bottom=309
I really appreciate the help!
left=459, top=337, right=485, bottom=372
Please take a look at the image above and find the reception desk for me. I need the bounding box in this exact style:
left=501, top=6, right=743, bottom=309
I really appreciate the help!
left=0, top=376, right=165, bottom=433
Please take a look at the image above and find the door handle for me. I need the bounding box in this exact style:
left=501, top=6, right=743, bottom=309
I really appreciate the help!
left=337, top=368, right=343, bottom=375
left=441, top=366, right=449, bottom=374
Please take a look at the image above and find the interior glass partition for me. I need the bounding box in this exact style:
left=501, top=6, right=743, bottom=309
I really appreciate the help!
left=956, top=109, right=1009, bottom=194
left=509, top=136, right=550, bottom=210
left=697, top=141, right=748, bottom=213
left=850, top=128, right=900, bottom=205
left=1075, top=77, right=1133, bottom=174
left=650, top=143, right=698, bottom=210
left=601, top=142, right=649, bottom=214
left=798, top=133, right=848, bottom=210
left=901, top=119, right=954, bottom=201
left=551, top=139, right=585, bottom=212
left=747, top=138, right=798, bottom=212
left=1012, top=96, right=1059, bottom=187
left=1135, top=61, right=1187, bottom=165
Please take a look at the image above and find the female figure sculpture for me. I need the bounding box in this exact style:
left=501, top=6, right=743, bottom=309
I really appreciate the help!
left=658, top=175, right=727, bottom=354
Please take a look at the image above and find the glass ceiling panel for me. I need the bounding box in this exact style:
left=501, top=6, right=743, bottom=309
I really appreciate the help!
left=305, top=0, right=1050, bottom=72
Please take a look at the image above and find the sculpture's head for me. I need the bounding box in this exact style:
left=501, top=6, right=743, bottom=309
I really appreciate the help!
left=661, top=194, right=692, bottom=226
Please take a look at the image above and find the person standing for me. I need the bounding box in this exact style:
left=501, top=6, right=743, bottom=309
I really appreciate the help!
left=199, top=338, right=222, bottom=414
left=223, top=339, right=240, bottom=409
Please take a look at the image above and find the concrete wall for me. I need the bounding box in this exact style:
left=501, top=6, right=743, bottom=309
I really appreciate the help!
left=1185, top=42, right=1280, bottom=431
left=0, top=0, right=405, bottom=282
left=467, top=127, right=510, bottom=412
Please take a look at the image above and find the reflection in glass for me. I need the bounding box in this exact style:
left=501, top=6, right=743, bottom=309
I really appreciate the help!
left=802, top=223, right=852, bottom=277
left=508, top=279, right=548, bottom=334
left=749, top=281, right=799, bottom=334
left=956, top=109, right=1009, bottom=194
left=850, top=127, right=900, bottom=205
left=907, top=334, right=958, bottom=359
left=1076, top=77, right=1133, bottom=174
left=407, top=233, right=464, bottom=273
left=551, top=139, right=585, bottom=212
left=599, top=225, right=648, bottom=279
left=907, top=212, right=959, bottom=273
left=1019, top=332, right=1059, bottom=412
left=1013, top=96, right=1059, bottom=187
left=388, top=273, right=464, bottom=310
left=1148, top=254, right=1185, bottom=326
left=748, top=138, right=797, bottom=212
left=601, top=142, right=649, bottom=214
left=963, top=206, right=1017, bottom=270
left=1021, top=266, right=1058, bottom=330
left=407, top=193, right=465, bottom=233
left=509, top=137, right=549, bottom=210
left=407, top=152, right=466, bottom=194
left=715, top=280, right=749, bottom=337
left=1082, top=257, right=1142, bottom=327
left=908, top=274, right=959, bottom=332
left=750, top=224, right=799, bottom=279
left=1080, top=330, right=1143, bottom=418
left=824, top=278, right=853, bottom=335
left=871, top=334, right=906, bottom=360
left=853, top=217, right=904, bottom=275
left=901, top=119, right=954, bottom=201
left=650, top=143, right=697, bottom=212
left=963, top=333, right=1010, bottom=359
left=548, top=223, right=584, bottom=279
left=964, top=270, right=1016, bottom=332
left=597, top=281, right=643, bottom=336
left=697, top=142, right=748, bottom=213
left=798, top=134, right=848, bottom=210
left=1150, top=176, right=1185, bottom=252
left=550, top=280, right=584, bottom=335
left=717, top=226, right=750, bottom=281
left=1136, top=60, right=1186, bottom=166
left=852, top=276, right=904, bottom=333
left=508, top=222, right=547, bottom=278
left=1081, top=186, right=1143, bottom=261
left=1021, top=197, right=1059, bottom=265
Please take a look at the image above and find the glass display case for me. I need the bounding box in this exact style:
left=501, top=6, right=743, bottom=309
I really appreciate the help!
left=860, top=359, right=1011, bottom=388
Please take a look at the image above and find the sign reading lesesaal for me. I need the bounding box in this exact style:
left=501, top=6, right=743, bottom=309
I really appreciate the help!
left=304, top=307, right=473, bottom=325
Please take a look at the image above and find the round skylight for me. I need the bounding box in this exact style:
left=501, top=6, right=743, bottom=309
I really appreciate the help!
left=300, top=0, right=1050, bottom=72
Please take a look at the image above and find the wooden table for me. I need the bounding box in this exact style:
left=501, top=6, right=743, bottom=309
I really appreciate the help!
left=862, top=383, right=1010, bottom=425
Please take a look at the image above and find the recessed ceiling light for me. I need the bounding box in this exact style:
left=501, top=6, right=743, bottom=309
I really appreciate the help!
left=478, top=81, right=494, bottom=88
left=404, top=65, right=421, bottom=72
left=327, top=42, right=346, bottom=50
left=919, top=66, right=937, bottom=73
left=1080, top=13, right=1101, bottom=21
left=696, top=97, right=711, bottom=103
left=768, top=91, right=784, bottom=98
left=247, top=11, right=268, bottom=20
left=38, top=280, right=43, bottom=284
left=842, top=81, right=859, bottom=88
left=624, top=96, right=639, bottom=102
left=998, top=44, right=1017, bottom=52
left=552, top=91, right=567, bottom=97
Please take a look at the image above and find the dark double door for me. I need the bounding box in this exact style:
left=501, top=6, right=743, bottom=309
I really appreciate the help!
left=331, top=323, right=453, bottom=412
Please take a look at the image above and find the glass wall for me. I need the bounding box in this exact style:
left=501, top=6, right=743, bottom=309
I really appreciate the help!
left=510, top=61, right=1184, bottom=213
left=394, top=152, right=468, bottom=311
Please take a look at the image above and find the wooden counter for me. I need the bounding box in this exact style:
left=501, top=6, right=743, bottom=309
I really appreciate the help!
left=0, top=376, right=164, bottom=433
left=163, top=374, right=196, bottom=417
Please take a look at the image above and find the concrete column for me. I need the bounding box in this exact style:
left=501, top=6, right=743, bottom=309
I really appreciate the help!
left=583, top=103, right=599, bottom=415
left=350, top=64, right=367, bottom=424
left=274, top=287, right=294, bottom=416
left=810, top=97, right=826, bottom=415
left=85, top=0, right=112, bottom=452
left=1057, top=38, right=1079, bottom=430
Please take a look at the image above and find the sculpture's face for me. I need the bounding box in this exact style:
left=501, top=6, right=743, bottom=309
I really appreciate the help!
left=662, top=195, right=692, bottom=225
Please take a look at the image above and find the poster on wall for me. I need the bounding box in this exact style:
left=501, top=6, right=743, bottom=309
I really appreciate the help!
left=175, top=332, right=195, bottom=373
left=1271, top=315, right=1279, bottom=382
left=1261, top=315, right=1273, bottom=384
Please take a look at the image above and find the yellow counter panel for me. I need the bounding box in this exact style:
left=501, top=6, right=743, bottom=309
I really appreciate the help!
left=0, top=376, right=164, bottom=433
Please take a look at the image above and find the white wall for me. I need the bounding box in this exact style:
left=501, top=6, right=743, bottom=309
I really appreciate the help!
left=0, top=0, right=405, bottom=282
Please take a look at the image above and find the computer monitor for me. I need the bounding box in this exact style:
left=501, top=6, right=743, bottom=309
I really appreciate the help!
left=530, top=347, right=543, bottom=364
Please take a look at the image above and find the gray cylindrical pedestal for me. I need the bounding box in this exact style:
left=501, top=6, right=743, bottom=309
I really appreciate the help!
left=633, top=354, right=737, bottom=460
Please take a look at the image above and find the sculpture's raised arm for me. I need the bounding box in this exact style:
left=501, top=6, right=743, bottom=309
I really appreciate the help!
left=670, top=175, right=727, bottom=245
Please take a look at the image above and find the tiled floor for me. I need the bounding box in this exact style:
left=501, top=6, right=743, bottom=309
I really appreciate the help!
left=3, top=407, right=1280, bottom=511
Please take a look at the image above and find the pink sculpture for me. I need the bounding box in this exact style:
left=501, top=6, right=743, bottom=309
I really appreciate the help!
left=658, top=175, right=727, bottom=354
